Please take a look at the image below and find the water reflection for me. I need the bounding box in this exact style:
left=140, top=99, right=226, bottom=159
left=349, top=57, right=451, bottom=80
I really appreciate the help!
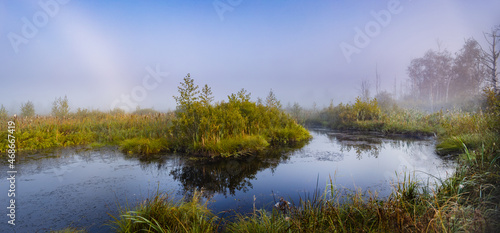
left=323, top=130, right=433, bottom=160
left=170, top=149, right=296, bottom=198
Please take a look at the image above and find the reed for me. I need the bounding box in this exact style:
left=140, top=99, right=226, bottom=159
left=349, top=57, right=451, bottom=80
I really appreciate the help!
left=110, top=190, right=218, bottom=233
left=0, top=111, right=173, bottom=155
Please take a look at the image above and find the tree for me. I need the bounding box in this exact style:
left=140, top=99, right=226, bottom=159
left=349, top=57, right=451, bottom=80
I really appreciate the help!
left=236, top=88, right=251, bottom=102
left=407, top=49, right=452, bottom=103
left=20, top=101, right=35, bottom=117
left=256, top=97, right=263, bottom=106
left=482, top=26, right=500, bottom=94
left=0, top=105, right=8, bottom=119
left=265, top=89, right=281, bottom=109
left=359, top=80, right=371, bottom=101
left=228, top=88, right=251, bottom=103
left=200, top=84, right=214, bottom=107
left=52, top=95, right=70, bottom=118
left=290, top=102, right=303, bottom=122
left=173, top=73, right=200, bottom=111
left=451, top=38, right=486, bottom=98
left=172, top=74, right=202, bottom=141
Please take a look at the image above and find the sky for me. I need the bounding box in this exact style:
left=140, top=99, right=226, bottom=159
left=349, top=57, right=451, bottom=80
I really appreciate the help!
left=1, top=0, right=499, bottom=114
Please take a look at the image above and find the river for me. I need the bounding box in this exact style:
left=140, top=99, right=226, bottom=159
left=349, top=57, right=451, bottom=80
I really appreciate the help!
left=0, top=128, right=455, bottom=232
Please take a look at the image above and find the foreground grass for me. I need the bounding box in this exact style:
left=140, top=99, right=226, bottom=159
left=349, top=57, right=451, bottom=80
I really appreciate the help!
left=110, top=190, right=218, bottom=233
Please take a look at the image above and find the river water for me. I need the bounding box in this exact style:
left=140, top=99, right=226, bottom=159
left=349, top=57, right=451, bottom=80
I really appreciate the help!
left=0, top=128, right=455, bottom=232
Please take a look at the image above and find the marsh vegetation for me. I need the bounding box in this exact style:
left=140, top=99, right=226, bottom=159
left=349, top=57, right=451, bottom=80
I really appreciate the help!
left=106, top=89, right=499, bottom=233
left=2, top=81, right=499, bottom=232
left=0, top=75, right=310, bottom=158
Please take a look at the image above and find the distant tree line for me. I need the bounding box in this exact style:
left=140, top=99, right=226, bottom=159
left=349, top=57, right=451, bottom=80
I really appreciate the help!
left=407, top=26, right=500, bottom=104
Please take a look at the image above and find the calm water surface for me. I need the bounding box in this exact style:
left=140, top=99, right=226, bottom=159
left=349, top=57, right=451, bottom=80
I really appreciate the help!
left=0, top=128, right=455, bottom=232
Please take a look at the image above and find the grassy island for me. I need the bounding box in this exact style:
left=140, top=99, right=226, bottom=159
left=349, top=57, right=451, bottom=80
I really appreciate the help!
left=0, top=75, right=310, bottom=158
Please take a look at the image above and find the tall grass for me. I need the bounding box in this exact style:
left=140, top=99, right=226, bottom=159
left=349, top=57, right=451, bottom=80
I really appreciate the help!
left=110, top=190, right=219, bottom=233
left=0, top=111, right=173, bottom=155
left=228, top=165, right=497, bottom=232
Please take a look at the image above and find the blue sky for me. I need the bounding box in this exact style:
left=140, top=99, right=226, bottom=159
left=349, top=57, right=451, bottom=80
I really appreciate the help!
left=1, top=0, right=499, bottom=114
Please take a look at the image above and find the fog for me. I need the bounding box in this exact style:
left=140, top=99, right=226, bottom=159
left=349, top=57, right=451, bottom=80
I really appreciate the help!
left=1, top=0, right=499, bottom=114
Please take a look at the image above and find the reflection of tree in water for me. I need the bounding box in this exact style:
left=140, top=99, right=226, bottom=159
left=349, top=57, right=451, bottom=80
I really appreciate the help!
left=386, top=139, right=425, bottom=154
left=323, top=131, right=429, bottom=160
left=340, top=142, right=381, bottom=159
left=326, top=132, right=383, bottom=159
left=342, top=143, right=381, bottom=159
left=170, top=148, right=300, bottom=198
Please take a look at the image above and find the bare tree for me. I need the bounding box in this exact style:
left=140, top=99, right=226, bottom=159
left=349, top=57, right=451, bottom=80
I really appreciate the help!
left=482, top=25, right=500, bottom=94
left=407, top=49, right=452, bottom=103
left=393, top=77, right=397, bottom=100
left=359, top=80, right=371, bottom=101
left=375, top=64, right=381, bottom=95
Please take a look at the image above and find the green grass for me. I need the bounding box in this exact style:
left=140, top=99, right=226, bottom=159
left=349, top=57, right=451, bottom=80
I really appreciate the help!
left=120, top=137, right=169, bottom=155
left=0, top=111, right=173, bottom=154
left=226, top=209, right=292, bottom=233
left=110, top=190, right=219, bottom=233
left=200, top=135, right=269, bottom=158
